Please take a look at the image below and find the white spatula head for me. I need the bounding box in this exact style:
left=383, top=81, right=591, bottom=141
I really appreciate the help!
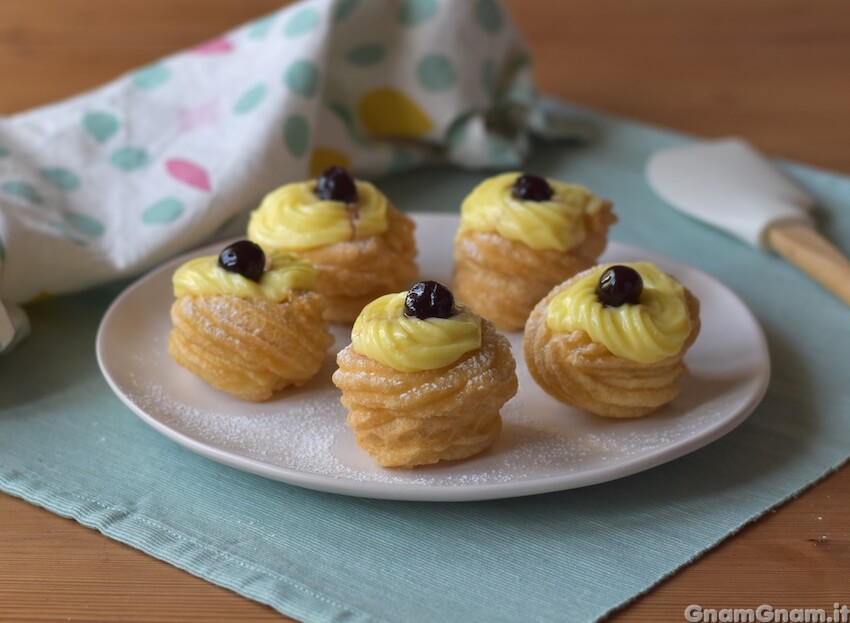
left=646, top=138, right=815, bottom=249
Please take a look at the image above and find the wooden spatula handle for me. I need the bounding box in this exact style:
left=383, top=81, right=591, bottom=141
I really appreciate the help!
left=767, top=220, right=850, bottom=306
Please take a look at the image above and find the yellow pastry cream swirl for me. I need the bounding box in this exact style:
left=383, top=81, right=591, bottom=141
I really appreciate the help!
left=457, top=172, right=608, bottom=252
left=545, top=262, right=691, bottom=364
left=247, top=179, right=389, bottom=251
left=351, top=292, right=482, bottom=372
left=172, top=250, right=316, bottom=302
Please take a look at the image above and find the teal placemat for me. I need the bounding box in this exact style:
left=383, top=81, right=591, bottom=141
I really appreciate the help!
left=2, top=104, right=849, bottom=622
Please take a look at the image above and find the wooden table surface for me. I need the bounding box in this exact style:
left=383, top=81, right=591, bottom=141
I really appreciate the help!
left=2, top=1, right=849, bottom=621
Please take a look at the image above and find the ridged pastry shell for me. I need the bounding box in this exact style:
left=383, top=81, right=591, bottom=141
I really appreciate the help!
left=453, top=202, right=616, bottom=331
left=298, top=205, right=418, bottom=324
left=332, top=321, right=517, bottom=468
left=523, top=280, right=701, bottom=418
left=169, top=292, right=333, bottom=401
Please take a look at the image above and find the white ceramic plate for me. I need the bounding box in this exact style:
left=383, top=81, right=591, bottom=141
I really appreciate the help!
left=96, top=213, right=770, bottom=502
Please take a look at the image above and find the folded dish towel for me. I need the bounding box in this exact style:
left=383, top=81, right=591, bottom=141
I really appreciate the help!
left=0, top=0, right=586, bottom=352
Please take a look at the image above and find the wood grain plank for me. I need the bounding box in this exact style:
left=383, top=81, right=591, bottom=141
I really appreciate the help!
left=0, top=494, right=287, bottom=622
left=511, top=0, right=850, bottom=172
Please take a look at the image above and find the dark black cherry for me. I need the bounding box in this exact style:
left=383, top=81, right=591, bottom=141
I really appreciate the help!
left=596, top=265, right=643, bottom=307
left=218, top=240, right=266, bottom=282
left=404, top=281, right=455, bottom=320
left=315, top=165, right=359, bottom=203
left=511, top=173, right=554, bottom=202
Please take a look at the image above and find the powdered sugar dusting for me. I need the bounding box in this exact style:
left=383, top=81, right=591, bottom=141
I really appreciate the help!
left=122, top=330, right=734, bottom=490
left=129, top=378, right=347, bottom=473
left=100, top=214, right=770, bottom=499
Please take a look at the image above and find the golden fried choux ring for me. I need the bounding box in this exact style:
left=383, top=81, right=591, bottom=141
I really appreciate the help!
left=168, top=241, right=334, bottom=402
left=297, top=205, right=417, bottom=324
left=332, top=282, right=518, bottom=468
left=454, top=172, right=616, bottom=331
left=524, top=262, right=701, bottom=418
left=247, top=166, right=418, bottom=324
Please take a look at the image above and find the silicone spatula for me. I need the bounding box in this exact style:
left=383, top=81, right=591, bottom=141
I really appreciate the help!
left=646, top=138, right=850, bottom=306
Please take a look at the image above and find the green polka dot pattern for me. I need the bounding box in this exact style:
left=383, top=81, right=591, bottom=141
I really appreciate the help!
left=132, top=64, right=170, bottom=91
left=347, top=44, right=386, bottom=67
left=333, top=0, right=360, bottom=22
left=142, top=197, right=185, bottom=225
left=284, top=60, right=320, bottom=98
left=83, top=112, right=121, bottom=144
left=110, top=148, right=150, bottom=171
left=40, top=168, right=81, bottom=191
left=234, top=84, right=268, bottom=115
left=475, top=0, right=503, bottom=34
left=1, top=181, right=42, bottom=204
left=399, top=0, right=438, bottom=27
left=64, top=211, right=105, bottom=237
left=0, top=0, right=546, bottom=304
left=416, top=54, right=456, bottom=91
left=283, top=115, right=310, bottom=157
left=283, top=8, right=321, bottom=38
left=247, top=15, right=275, bottom=39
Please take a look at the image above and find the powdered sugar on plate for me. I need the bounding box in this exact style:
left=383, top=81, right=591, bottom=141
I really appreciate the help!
left=96, top=213, right=770, bottom=501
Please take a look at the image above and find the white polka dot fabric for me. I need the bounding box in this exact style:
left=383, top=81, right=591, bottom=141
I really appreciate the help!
left=0, top=0, right=578, bottom=350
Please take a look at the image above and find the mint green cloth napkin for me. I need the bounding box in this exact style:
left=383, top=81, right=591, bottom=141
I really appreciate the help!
left=2, top=103, right=849, bottom=622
